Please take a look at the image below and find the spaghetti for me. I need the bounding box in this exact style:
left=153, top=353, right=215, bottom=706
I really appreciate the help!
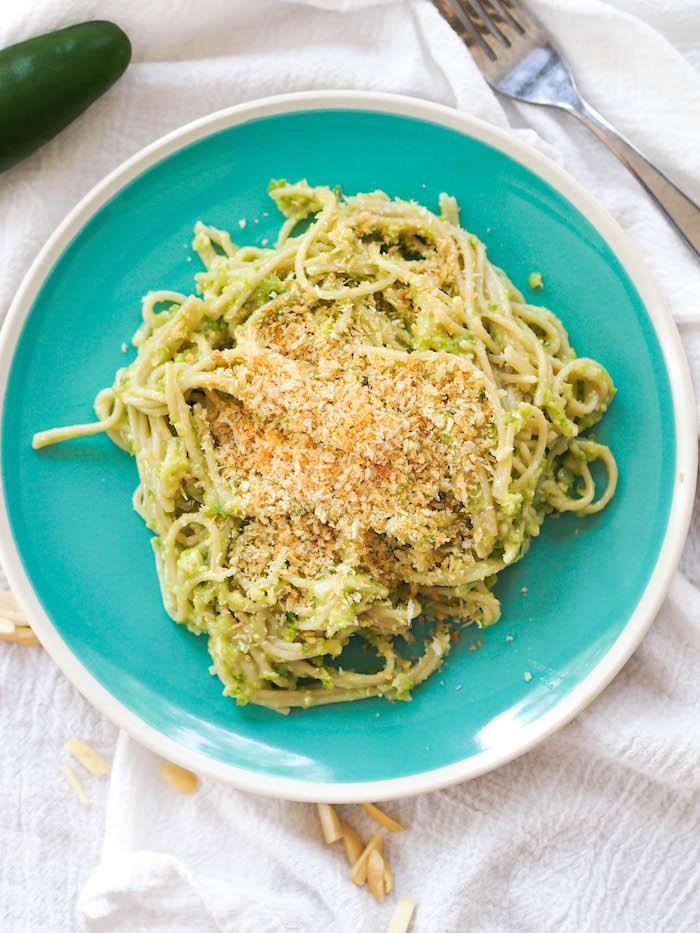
left=33, top=180, right=617, bottom=711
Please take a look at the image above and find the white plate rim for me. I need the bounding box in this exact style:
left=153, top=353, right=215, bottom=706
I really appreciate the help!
left=0, top=90, right=695, bottom=802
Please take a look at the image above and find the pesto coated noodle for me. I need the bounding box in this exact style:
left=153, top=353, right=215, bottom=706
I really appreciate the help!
left=33, top=181, right=617, bottom=711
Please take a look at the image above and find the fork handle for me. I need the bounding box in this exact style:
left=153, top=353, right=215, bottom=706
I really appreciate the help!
left=569, top=100, right=700, bottom=259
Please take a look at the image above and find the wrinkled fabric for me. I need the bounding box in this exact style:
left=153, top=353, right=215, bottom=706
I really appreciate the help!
left=1, top=1, right=699, bottom=931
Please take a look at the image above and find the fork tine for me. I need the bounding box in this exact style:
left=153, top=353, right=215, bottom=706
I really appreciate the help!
left=491, top=0, right=525, bottom=35
left=438, top=0, right=497, bottom=63
left=497, top=0, right=540, bottom=35
left=467, top=0, right=512, bottom=48
left=480, top=0, right=525, bottom=44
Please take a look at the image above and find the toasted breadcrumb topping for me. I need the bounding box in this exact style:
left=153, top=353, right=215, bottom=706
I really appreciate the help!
left=207, top=298, right=494, bottom=587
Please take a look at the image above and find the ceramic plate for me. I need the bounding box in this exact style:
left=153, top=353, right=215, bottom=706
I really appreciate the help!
left=0, top=92, right=695, bottom=801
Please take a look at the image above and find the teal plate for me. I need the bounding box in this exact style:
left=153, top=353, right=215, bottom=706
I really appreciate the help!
left=0, top=94, right=694, bottom=800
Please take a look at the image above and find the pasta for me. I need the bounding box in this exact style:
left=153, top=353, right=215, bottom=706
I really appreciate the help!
left=33, top=180, right=617, bottom=711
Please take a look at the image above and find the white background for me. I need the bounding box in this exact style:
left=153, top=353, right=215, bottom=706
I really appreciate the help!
left=1, top=1, right=700, bottom=931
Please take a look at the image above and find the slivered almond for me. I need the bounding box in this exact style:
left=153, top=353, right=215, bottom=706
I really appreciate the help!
left=62, top=761, right=89, bottom=806
left=0, top=589, right=25, bottom=618
left=159, top=761, right=199, bottom=794
left=66, top=739, right=111, bottom=777
left=387, top=897, right=417, bottom=933
left=340, top=821, right=364, bottom=866
left=361, top=801, right=404, bottom=832
left=350, top=830, right=383, bottom=885
left=0, top=591, right=39, bottom=644
left=367, top=849, right=386, bottom=902
left=317, top=802, right=343, bottom=844
left=383, top=858, right=394, bottom=895
left=0, top=626, right=40, bottom=645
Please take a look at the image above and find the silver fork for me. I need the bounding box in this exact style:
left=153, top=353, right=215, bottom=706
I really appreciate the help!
left=433, top=0, right=700, bottom=259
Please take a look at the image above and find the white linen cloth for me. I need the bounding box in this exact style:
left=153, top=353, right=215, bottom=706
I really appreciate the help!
left=1, top=1, right=700, bottom=930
